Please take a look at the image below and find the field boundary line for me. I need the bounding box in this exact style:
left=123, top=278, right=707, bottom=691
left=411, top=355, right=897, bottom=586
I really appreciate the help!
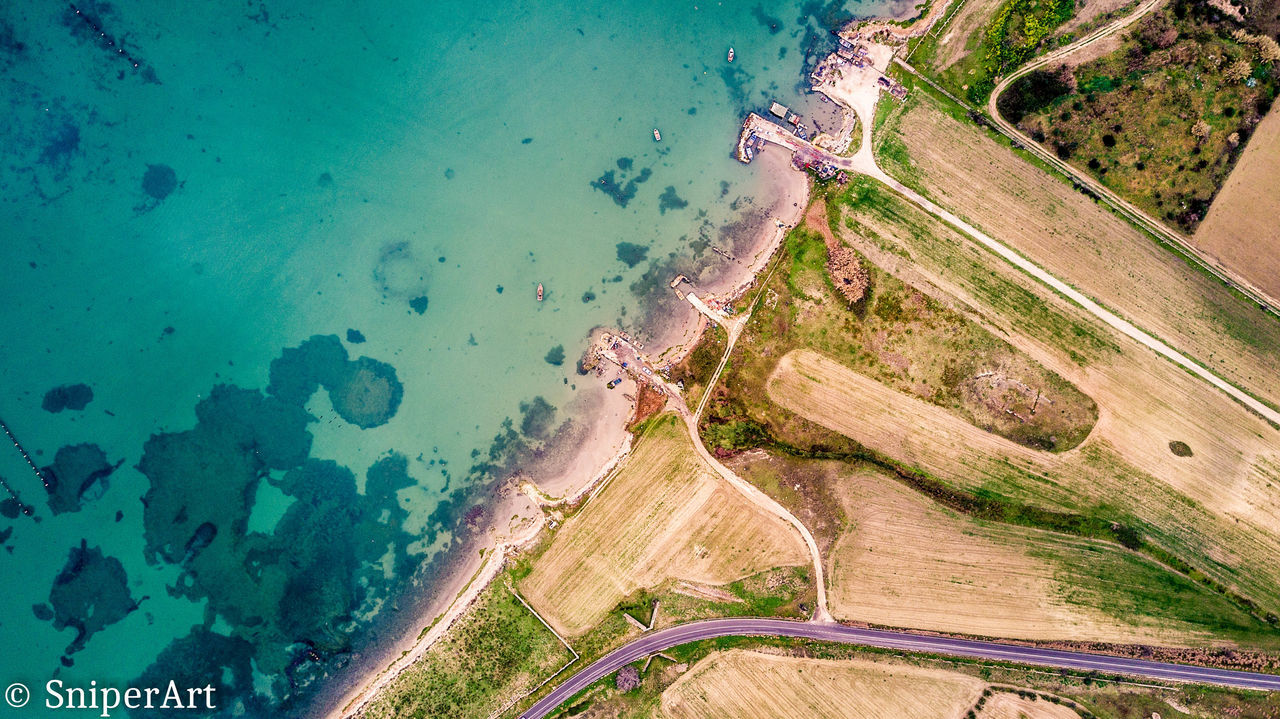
left=489, top=582, right=581, bottom=719
left=903, top=0, right=969, bottom=63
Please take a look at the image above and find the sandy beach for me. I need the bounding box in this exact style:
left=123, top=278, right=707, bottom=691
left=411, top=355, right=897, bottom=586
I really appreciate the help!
left=323, top=147, right=813, bottom=719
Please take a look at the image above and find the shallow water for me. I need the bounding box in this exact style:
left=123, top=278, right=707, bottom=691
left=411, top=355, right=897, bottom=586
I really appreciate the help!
left=0, top=0, right=906, bottom=715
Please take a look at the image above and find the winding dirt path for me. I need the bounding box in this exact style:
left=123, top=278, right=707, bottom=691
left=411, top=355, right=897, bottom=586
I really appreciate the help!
left=984, top=0, right=1280, bottom=314
left=674, top=260, right=832, bottom=622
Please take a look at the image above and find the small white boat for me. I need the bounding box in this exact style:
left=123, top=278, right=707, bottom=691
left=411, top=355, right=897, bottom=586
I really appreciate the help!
left=727, top=47, right=734, bottom=62
left=653, top=128, right=662, bottom=142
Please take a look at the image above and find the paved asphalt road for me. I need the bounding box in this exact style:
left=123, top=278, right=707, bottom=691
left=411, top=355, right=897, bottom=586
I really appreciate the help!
left=518, top=618, right=1280, bottom=718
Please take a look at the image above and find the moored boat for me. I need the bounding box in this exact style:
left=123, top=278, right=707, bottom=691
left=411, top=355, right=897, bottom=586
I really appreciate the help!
left=653, top=128, right=661, bottom=142
left=727, top=47, right=734, bottom=62
left=536, top=282, right=544, bottom=301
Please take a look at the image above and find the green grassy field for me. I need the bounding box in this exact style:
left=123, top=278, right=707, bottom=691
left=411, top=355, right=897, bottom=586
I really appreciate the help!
left=907, top=0, right=1078, bottom=104
left=702, top=218, right=1098, bottom=456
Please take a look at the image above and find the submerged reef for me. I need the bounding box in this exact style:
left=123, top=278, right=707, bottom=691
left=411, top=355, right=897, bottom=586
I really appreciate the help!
left=268, top=334, right=403, bottom=428
left=333, top=357, right=403, bottom=428
left=41, top=383, right=93, bottom=412
left=134, top=338, right=420, bottom=704
left=138, top=384, right=312, bottom=566
left=544, top=345, right=566, bottom=366
left=131, top=627, right=261, bottom=719
left=593, top=165, right=652, bottom=208
left=519, top=396, right=557, bottom=440
left=134, top=163, right=179, bottom=213
left=658, top=185, right=689, bottom=214
left=373, top=242, right=432, bottom=299
left=41, top=443, right=120, bottom=515
left=142, top=164, right=177, bottom=200
left=616, top=242, right=650, bottom=268
left=43, top=541, right=139, bottom=657
left=39, top=121, right=80, bottom=170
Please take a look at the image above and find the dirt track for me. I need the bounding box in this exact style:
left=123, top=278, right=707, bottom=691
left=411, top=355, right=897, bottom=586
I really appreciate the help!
left=982, top=0, right=1280, bottom=313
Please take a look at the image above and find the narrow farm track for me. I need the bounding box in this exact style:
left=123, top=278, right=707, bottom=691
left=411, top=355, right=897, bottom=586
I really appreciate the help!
left=672, top=262, right=832, bottom=623
left=984, top=0, right=1280, bottom=314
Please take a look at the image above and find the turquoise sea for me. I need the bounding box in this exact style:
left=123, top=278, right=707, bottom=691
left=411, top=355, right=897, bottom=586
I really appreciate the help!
left=0, top=0, right=906, bottom=715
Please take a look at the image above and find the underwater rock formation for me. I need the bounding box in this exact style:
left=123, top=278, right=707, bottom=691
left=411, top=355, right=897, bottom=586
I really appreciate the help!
left=40, top=443, right=120, bottom=515
left=134, top=338, right=420, bottom=701
left=593, top=166, right=651, bottom=208
left=131, top=627, right=261, bottom=719
left=41, top=383, right=93, bottom=412
left=373, top=241, right=432, bottom=299
left=616, top=242, right=649, bottom=268
left=658, top=185, right=689, bottom=214
left=46, top=541, right=139, bottom=656
left=142, top=164, right=177, bottom=200
left=268, top=334, right=403, bottom=428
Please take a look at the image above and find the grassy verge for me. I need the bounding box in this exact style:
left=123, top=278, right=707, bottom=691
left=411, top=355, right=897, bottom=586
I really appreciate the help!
left=359, top=580, right=572, bottom=719
left=501, top=559, right=814, bottom=718
left=913, top=0, right=1077, bottom=104
left=669, top=323, right=727, bottom=410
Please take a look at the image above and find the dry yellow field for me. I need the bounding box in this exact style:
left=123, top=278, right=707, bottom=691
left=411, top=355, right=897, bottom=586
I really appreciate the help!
left=660, top=650, right=984, bottom=719
left=879, top=90, right=1280, bottom=409
left=769, top=349, right=1280, bottom=618
left=826, top=463, right=1238, bottom=644
left=520, top=414, right=808, bottom=636
left=979, top=693, right=1082, bottom=719
left=1195, top=105, right=1280, bottom=303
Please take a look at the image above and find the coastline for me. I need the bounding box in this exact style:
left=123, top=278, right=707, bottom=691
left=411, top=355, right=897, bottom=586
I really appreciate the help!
left=322, top=2, right=943, bottom=708
left=323, top=149, right=811, bottom=719
left=326, top=487, right=545, bottom=719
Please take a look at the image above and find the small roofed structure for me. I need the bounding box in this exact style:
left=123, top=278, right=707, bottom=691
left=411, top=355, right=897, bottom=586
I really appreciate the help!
left=769, top=101, right=788, bottom=118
